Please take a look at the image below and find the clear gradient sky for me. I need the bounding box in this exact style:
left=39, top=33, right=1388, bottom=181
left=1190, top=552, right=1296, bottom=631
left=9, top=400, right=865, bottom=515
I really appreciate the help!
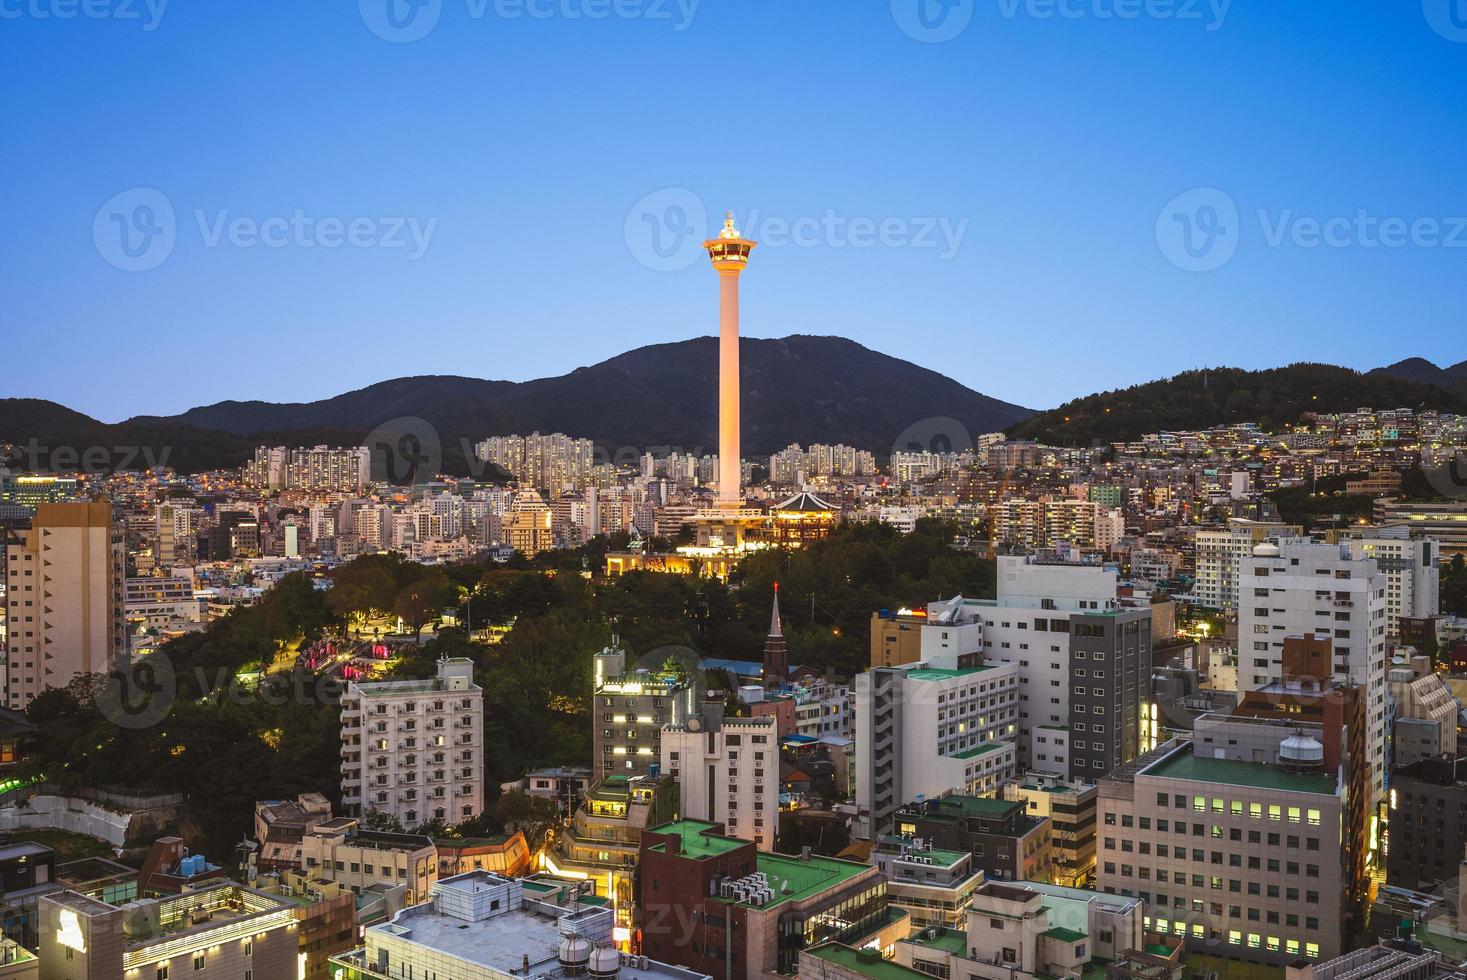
left=3, top=0, right=1465, bottom=421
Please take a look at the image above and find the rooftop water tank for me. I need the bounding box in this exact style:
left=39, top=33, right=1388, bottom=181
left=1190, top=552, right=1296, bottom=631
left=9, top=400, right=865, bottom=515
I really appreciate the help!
left=1252, top=542, right=1281, bottom=558
left=1279, top=732, right=1325, bottom=774
left=560, top=934, right=593, bottom=976
left=589, top=946, right=621, bottom=980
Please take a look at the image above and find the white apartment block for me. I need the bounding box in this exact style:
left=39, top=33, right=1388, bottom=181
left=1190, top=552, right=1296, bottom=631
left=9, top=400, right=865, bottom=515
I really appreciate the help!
left=1343, top=525, right=1440, bottom=639
left=855, top=659, right=1020, bottom=838
left=661, top=710, right=777, bottom=850
left=1237, top=540, right=1388, bottom=803
left=1193, top=519, right=1301, bottom=610
left=4, top=501, right=126, bottom=710
left=340, top=657, right=484, bottom=827
left=962, top=557, right=1155, bottom=781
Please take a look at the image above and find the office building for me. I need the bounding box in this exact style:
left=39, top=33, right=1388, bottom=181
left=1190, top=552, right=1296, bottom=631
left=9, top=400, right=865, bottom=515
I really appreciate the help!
left=1003, top=774, right=1099, bottom=888
left=594, top=642, right=696, bottom=777
left=1193, top=519, right=1301, bottom=610
left=505, top=489, right=554, bottom=555
left=661, top=707, right=777, bottom=851
left=1237, top=539, right=1389, bottom=803
left=38, top=882, right=298, bottom=980
left=637, top=820, right=905, bottom=980
left=870, top=835, right=985, bottom=931
left=1344, top=526, right=1440, bottom=639
left=545, top=773, right=679, bottom=938
left=854, top=660, right=1020, bottom=839
left=339, top=657, right=484, bottom=826
left=879, top=880, right=1170, bottom=980
left=1386, top=757, right=1467, bottom=892
left=1375, top=501, right=1467, bottom=559
left=301, top=817, right=439, bottom=905
left=1095, top=725, right=1355, bottom=967
left=4, top=501, right=126, bottom=710
left=891, top=795, right=1053, bottom=884
left=1388, top=656, right=1458, bottom=767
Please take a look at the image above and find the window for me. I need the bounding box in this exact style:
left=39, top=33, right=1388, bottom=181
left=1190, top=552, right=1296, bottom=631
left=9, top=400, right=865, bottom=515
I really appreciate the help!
left=194, top=954, right=205, bottom=971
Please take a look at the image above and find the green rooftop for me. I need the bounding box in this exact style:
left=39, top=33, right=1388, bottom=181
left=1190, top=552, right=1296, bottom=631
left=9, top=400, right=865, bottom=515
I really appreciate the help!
left=804, top=944, right=929, bottom=980
left=903, top=928, right=968, bottom=956
left=645, top=820, right=749, bottom=859
left=738, top=851, right=874, bottom=909
left=1045, top=926, right=1087, bottom=943
left=950, top=743, right=1007, bottom=760
left=900, top=795, right=1020, bottom=822
left=1143, top=750, right=1338, bottom=796
left=905, top=666, right=996, bottom=681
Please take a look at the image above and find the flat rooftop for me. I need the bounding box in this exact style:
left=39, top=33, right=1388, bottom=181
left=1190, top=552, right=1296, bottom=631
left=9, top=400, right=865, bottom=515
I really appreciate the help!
left=737, top=851, right=874, bottom=910
left=805, top=943, right=930, bottom=980
left=645, top=820, right=749, bottom=859
left=367, top=875, right=703, bottom=980
left=950, top=743, right=1007, bottom=760
left=904, top=666, right=1000, bottom=681
left=1142, top=749, right=1338, bottom=796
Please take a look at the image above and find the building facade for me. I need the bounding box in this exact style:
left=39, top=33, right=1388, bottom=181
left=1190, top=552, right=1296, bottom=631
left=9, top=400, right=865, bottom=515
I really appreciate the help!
left=339, top=657, right=484, bottom=826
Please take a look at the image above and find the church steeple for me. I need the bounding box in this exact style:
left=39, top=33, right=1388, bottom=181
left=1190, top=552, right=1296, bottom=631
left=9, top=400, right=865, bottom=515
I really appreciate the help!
left=763, top=582, right=789, bottom=689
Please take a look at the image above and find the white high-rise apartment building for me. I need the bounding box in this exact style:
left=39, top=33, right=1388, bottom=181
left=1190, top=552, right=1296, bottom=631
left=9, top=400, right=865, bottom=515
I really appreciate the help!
left=661, top=710, right=777, bottom=850
left=1194, top=519, right=1302, bottom=610
left=1343, top=526, right=1439, bottom=639
left=1237, top=539, right=1388, bottom=803
left=4, top=501, right=126, bottom=709
left=339, top=657, right=484, bottom=827
left=855, top=658, right=1021, bottom=838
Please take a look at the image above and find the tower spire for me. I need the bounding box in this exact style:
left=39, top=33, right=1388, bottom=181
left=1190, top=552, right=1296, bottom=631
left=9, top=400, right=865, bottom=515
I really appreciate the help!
left=762, top=581, right=788, bottom=689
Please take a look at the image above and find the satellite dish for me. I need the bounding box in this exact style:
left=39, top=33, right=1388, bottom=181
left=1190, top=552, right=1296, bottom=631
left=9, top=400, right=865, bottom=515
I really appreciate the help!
left=687, top=717, right=703, bottom=732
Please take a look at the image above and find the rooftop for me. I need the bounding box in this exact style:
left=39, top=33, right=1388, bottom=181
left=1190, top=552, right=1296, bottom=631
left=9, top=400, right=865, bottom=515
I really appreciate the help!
left=804, top=943, right=930, bottom=980
left=902, top=927, right=969, bottom=956
left=899, top=795, right=1023, bottom=822
left=950, top=743, right=1007, bottom=760
left=730, top=851, right=875, bottom=910
left=645, top=820, right=749, bottom=860
left=1142, top=747, right=1338, bottom=796
left=904, top=666, right=998, bottom=681
left=351, top=874, right=704, bottom=980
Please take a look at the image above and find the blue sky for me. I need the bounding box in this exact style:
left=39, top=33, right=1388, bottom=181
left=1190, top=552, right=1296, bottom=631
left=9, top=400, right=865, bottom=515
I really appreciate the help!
left=2, top=0, right=1465, bottom=421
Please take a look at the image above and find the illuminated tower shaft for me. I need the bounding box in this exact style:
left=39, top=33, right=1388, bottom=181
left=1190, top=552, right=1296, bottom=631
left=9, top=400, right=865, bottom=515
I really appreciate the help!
left=704, top=212, right=756, bottom=509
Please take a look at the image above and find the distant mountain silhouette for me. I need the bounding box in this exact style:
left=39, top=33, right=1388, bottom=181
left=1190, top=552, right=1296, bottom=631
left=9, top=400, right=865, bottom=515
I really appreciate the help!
left=1371, top=357, right=1467, bottom=393
left=1, top=335, right=1033, bottom=474
left=1009, top=362, right=1467, bottom=446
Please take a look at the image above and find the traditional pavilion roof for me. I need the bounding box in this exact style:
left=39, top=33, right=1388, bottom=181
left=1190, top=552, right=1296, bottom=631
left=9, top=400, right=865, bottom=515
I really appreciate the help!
left=774, top=491, right=834, bottom=513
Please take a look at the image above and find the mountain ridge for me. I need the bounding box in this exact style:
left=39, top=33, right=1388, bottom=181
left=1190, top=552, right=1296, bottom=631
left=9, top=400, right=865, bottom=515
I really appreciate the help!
left=1, top=335, right=1033, bottom=473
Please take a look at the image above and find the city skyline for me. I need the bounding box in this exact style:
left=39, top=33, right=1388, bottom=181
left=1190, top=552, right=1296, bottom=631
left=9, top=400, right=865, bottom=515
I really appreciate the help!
left=4, top=3, right=1465, bottom=419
